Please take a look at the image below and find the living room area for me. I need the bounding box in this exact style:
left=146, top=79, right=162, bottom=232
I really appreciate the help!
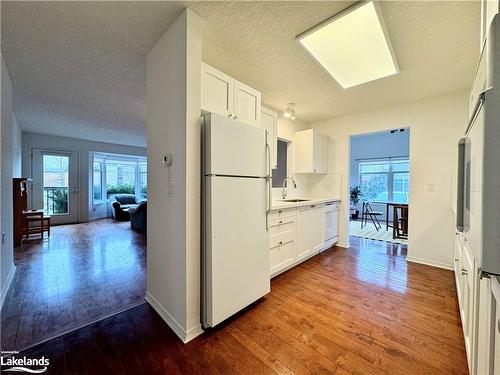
left=1, top=128, right=148, bottom=350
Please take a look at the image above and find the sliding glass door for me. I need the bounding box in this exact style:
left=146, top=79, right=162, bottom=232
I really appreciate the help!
left=32, top=149, right=79, bottom=225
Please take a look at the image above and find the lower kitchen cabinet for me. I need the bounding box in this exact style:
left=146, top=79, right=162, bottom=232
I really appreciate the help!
left=269, top=201, right=338, bottom=277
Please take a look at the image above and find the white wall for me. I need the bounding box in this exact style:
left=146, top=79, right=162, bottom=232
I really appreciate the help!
left=0, top=54, right=18, bottom=306
left=146, top=8, right=202, bottom=343
left=311, top=89, right=468, bottom=268
left=349, top=130, right=410, bottom=188
left=22, top=132, right=146, bottom=222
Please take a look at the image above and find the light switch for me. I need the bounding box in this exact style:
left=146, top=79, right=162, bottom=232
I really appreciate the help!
left=427, top=184, right=435, bottom=192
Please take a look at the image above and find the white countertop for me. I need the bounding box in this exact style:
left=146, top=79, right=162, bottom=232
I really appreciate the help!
left=271, top=197, right=341, bottom=210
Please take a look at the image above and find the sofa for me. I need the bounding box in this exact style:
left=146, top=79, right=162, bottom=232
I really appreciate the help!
left=129, top=201, right=147, bottom=233
left=111, top=194, right=141, bottom=221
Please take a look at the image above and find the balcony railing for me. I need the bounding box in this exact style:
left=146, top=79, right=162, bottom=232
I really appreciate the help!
left=43, top=187, right=68, bottom=215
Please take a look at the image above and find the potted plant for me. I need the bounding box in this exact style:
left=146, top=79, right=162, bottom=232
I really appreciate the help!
left=350, top=186, right=363, bottom=220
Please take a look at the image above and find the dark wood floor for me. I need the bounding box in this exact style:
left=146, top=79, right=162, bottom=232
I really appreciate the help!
left=14, top=237, right=467, bottom=374
left=1, top=219, right=146, bottom=351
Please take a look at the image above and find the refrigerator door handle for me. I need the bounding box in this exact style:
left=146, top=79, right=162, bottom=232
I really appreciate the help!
left=265, top=130, right=271, bottom=230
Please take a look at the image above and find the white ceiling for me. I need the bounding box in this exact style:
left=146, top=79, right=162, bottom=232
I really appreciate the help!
left=1, top=1, right=480, bottom=147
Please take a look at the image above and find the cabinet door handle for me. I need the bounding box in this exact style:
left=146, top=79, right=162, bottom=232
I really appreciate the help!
left=461, top=268, right=468, bottom=276
left=278, top=241, right=283, bottom=245
left=454, top=258, right=459, bottom=262
left=278, top=210, right=282, bottom=213
left=228, top=114, right=233, bottom=118
left=497, top=319, right=500, bottom=334
left=234, top=115, right=238, bottom=120
left=279, top=220, right=283, bottom=224
left=310, top=205, right=316, bottom=208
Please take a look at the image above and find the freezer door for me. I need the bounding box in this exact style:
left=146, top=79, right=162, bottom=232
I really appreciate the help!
left=203, top=176, right=270, bottom=327
left=204, top=112, right=267, bottom=177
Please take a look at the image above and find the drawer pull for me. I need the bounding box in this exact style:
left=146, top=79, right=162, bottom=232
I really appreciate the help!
left=278, top=210, right=282, bottom=213
left=279, top=241, right=283, bottom=245
left=279, top=220, right=283, bottom=224
left=310, top=205, right=316, bottom=208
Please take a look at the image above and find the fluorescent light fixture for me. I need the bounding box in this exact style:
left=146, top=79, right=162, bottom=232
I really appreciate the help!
left=297, top=1, right=399, bottom=89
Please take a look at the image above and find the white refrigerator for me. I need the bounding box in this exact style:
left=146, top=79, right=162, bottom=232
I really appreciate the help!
left=202, top=112, right=271, bottom=328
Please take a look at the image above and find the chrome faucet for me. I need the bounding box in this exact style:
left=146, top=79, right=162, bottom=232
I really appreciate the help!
left=282, top=177, right=297, bottom=199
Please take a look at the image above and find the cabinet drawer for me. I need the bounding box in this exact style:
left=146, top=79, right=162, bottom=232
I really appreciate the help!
left=270, top=230, right=295, bottom=249
left=270, top=240, right=294, bottom=270
left=268, top=208, right=296, bottom=221
left=269, top=216, right=295, bottom=236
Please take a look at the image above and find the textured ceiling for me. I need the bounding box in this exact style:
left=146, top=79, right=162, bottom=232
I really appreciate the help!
left=1, top=1, right=480, bottom=147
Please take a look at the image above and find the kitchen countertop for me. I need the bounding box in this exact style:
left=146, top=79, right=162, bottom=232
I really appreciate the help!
left=271, top=197, right=341, bottom=210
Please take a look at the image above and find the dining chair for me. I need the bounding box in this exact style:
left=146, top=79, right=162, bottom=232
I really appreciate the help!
left=361, top=202, right=383, bottom=231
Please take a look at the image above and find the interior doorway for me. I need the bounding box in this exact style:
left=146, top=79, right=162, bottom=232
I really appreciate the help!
left=348, top=128, right=410, bottom=245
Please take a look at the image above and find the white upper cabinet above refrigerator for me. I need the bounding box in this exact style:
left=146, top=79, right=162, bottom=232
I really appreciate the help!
left=201, top=62, right=261, bottom=127
left=294, top=129, right=328, bottom=174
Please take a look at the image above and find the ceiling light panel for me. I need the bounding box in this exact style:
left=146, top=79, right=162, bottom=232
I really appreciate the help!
left=297, top=1, right=399, bottom=89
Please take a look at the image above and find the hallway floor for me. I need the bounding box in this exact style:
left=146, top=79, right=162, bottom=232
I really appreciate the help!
left=1, top=219, right=146, bottom=351
left=17, top=237, right=467, bottom=374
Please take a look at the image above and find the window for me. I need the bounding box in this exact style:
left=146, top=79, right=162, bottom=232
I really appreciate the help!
left=91, top=154, right=147, bottom=203
left=105, top=160, right=137, bottom=198
left=139, top=162, right=147, bottom=198
left=93, top=160, right=103, bottom=202
left=43, top=154, right=69, bottom=215
left=272, top=140, right=288, bottom=188
left=359, top=158, right=409, bottom=203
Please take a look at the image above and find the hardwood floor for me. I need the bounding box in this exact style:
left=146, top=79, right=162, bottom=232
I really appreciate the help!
left=14, top=237, right=467, bottom=374
left=1, top=219, right=146, bottom=351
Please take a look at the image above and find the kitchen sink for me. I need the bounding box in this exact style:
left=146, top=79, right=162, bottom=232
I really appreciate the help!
left=280, top=199, right=310, bottom=202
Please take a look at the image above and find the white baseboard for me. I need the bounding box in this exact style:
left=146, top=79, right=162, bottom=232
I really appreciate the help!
left=406, top=256, right=453, bottom=271
left=0, top=265, right=16, bottom=309
left=145, top=291, right=203, bottom=343
left=336, top=241, right=350, bottom=248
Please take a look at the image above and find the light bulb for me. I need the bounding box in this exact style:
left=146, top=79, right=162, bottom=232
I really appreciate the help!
left=284, top=111, right=291, bottom=118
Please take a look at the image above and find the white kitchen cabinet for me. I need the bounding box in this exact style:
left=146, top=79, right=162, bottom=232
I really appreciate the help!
left=296, top=203, right=325, bottom=260
left=454, top=234, right=464, bottom=307
left=310, top=204, right=325, bottom=252
left=233, top=80, right=261, bottom=127
left=457, top=241, right=479, bottom=374
left=201, top=63, right=233, bottom=117
left=296, top=206, right=312, bottom=261
left=201, top=62, right=261, bottom=127
left=293, top=129, right=328, bottom=174
left=325, top=202, right=339, bottom=244
left=260, top=107, right=278, bottom=169
left=269, top=216, right=296, bottom=277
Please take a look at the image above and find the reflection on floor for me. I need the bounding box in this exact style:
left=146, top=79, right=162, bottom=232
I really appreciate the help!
left=1, top=219, right=146, bottom=351
left=18, top=236, right=466, bottom=374
left=349, top=219, right=408, bottom=245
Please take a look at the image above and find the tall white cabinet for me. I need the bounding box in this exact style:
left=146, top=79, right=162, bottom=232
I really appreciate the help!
left=260, top=107, right=278, bottom=170
left=293, top=129, right=328, bottom=174
left=201, top=62, right=261, bottom=127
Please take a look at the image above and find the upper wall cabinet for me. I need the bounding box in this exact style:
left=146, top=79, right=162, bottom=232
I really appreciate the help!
left=201, top=62, right=261, bottom=127
left=260, top=107, right=278, bottom=169
left=294, top=129, right=328, bottom=174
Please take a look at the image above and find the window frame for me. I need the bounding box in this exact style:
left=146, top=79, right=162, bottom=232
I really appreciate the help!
left=358, top=158, right=409, bottom=203
left=91, top=153, right=147, bottom=205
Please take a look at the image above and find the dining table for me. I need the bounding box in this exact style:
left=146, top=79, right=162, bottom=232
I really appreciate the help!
left=371, top=201, right=409, bottom=231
